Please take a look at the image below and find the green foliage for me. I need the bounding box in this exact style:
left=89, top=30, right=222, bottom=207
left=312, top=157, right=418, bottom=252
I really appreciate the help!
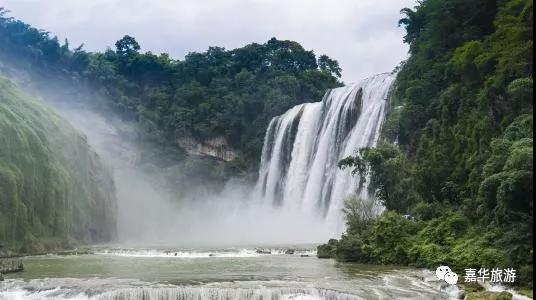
left=331, top=0, right=533, bottom=287
left=317, top=238, right=338, bottom=259
left=365, top=211, right=418, bottom=264
left=0, top=77, right=116, bottom=254
left=334, top=233, right=369, bottom=262
left=0, top=9, right=342, bottom=168
left=317, top=55, right=342, bottom=78
left=115, top=35, right=141, bottom=56
left=466, top=291, right=513, bottom=300
left=341, top=195, right=376, bottom=234
left=339, top=144, right=417, bottom=212
left=326, top=210, right=510, bottom=278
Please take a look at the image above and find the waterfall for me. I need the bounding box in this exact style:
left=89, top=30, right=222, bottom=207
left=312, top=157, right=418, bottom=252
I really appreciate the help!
left=0, top=282, right=363, bottom=300
left=96, top=287, right=362, bottom=300
left=255, top=73, right=395, bottom=233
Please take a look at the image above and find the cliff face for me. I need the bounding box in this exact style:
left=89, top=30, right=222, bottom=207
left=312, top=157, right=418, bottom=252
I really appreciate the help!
left=0, top=77, right=117, bottom=254
left=177, top=135, right=237, bottom=162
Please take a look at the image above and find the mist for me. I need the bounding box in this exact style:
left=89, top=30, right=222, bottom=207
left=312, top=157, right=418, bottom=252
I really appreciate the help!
left=47, top=101, right=336, bottom=247
left=0, top=48, right=341, bottom=247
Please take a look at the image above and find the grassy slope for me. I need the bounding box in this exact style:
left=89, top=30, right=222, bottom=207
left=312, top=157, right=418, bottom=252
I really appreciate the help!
left=0, top=77, right=116, bottom=254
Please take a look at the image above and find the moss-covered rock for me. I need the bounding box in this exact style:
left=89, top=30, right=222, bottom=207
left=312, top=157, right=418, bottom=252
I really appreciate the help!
left=0, top=77, right=117, bottom=253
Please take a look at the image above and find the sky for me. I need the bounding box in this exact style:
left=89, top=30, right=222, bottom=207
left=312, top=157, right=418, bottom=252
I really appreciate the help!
left=1, top=0, right=415, bottom=83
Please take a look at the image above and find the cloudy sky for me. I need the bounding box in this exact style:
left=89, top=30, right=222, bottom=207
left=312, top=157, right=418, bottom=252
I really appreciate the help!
left=1, top=0, right=415, bottom=83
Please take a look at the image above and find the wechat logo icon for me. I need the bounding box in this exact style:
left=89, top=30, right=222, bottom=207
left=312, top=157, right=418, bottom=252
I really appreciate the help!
left=436, top=265, right=458, bottom=285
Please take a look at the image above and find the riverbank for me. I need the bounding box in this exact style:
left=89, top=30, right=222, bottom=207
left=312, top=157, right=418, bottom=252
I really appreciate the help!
left=0, top=247, right=95, bottom=259
left=317, top=209, right=533, bottom=289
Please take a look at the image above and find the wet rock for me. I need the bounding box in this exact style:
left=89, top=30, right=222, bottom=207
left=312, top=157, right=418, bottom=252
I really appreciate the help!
left=177, top=135, right=236, bottom=161
left=255, top=249, right=271, bottom=255
left=285, top=249, right=295, bottom=255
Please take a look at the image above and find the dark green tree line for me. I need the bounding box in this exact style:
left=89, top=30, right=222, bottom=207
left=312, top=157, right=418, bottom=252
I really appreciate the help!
left=0, top=8, right=342, bottom=169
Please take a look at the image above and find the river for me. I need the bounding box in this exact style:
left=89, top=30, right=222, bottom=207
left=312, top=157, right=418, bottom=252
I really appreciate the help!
left=0, top=246, right=458, bottom=299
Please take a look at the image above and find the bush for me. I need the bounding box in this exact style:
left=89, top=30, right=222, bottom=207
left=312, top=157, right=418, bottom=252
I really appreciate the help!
left=317, top=239, right=338, bottom=259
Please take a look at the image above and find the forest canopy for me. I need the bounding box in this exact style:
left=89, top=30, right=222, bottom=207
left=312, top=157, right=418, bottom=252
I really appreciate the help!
left=0, top=7, right=341, bottom=167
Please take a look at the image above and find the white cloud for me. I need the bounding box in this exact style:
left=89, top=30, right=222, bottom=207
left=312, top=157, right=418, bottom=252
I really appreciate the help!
left=1, top=0, right=415, bottom=82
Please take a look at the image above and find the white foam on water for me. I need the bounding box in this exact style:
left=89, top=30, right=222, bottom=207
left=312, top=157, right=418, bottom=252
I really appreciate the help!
left=96, top=248, right=259, bottom=258
left=0, top=279, right=362, bottom=300
left=94, top=248, right=317, bottom=258
left=0, top=269, right=461, bottom=300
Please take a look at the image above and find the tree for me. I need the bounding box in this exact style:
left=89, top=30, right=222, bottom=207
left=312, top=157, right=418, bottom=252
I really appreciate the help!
left=115, top=35, right=140, bottom=56
left=398, top=7, right=425, bottom=44
left=0, top=11, right=342, bottom=171
left=339, top=144, right=413, bottom=212
left=342, top=195, right=376, bottom=235
left=318, top=54, right=342, bottom=78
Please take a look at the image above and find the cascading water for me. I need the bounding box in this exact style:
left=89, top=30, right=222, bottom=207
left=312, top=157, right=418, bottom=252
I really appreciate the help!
left=0, top=278, right=362, bottom=300
left=97, top=286, right=362, bottom=300
left=255, top=73, right=395, bottom=234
